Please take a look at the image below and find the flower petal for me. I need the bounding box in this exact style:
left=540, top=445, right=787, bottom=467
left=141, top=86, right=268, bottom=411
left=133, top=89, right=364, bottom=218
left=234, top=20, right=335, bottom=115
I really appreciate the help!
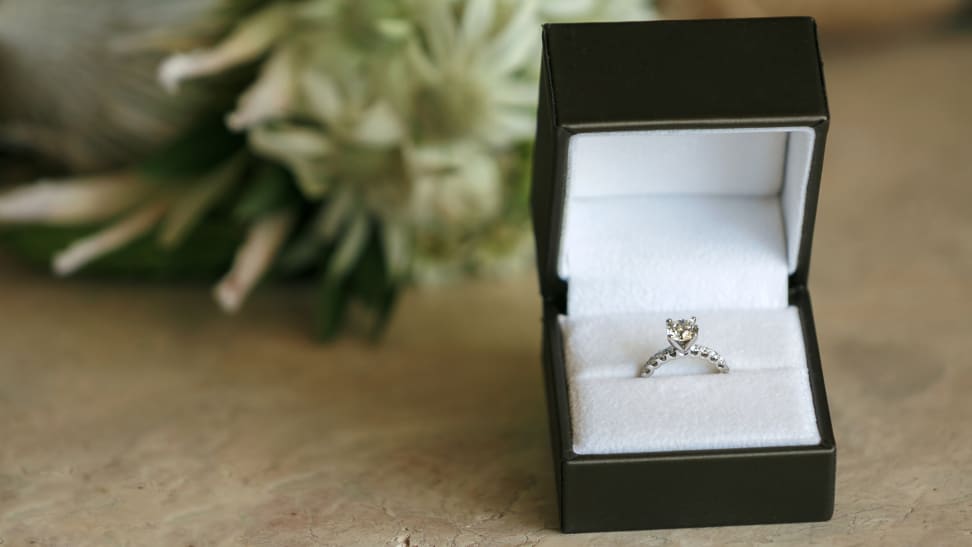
left=52, top=199, right=169, bottom=276
left=249, top=124, right=333, bottom=159
left=301, top=71, right=345, bottom=124
left=213, top=210, right=295, bottom=313
left=482, top=108, right=536, bottom=146
left=326, top=211, right=370, bottom=278
left=492, top=81, right=538, bottom=108
left=351, top=101, right=404, bottom=147
left=537, top=0, right=598, bottom=19
left=158, top=3, right=293, bottom=93
left=248, top=125, right=333, bottom=198
left=408, top=143, right=501, bottom=226
left=404, top=41, right=440, bottom=84
left=0, top=172, right=151, bottom=225
left=459, top=0, right=496, bottom=47
left=417, top=1, right=456, bottom=64
left=316, top=188, right=355, bottom=241
left=482, top=0, right=541, bottom=75
left=226, top=45, right=298, bottom=131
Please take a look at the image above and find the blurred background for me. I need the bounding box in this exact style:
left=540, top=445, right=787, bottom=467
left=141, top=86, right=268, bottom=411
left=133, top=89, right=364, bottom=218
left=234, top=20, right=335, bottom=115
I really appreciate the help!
left=1, top=1, right=970, bottom=545
left=0, top=0, right=969, bottom=338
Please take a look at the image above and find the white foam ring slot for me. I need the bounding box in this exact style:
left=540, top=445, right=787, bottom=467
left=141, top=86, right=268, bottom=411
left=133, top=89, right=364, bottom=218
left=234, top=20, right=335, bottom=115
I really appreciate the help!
left=556, top=128, right=822, bottom=455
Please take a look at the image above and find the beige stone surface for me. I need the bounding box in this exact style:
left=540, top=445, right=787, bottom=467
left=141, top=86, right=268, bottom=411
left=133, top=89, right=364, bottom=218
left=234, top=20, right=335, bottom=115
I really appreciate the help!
left=1, top=31, right=972, bottom=547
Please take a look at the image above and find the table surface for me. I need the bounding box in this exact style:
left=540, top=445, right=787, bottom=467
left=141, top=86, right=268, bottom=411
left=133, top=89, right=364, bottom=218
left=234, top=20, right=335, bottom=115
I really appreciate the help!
left=2, top=30, right=971, bottom=547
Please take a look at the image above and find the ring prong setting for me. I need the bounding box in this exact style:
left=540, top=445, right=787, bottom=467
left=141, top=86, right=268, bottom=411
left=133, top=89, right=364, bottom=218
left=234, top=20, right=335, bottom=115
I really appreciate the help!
left=644, top=317, right=728, bottom=378
left=666, top=317, right=699, bottom=354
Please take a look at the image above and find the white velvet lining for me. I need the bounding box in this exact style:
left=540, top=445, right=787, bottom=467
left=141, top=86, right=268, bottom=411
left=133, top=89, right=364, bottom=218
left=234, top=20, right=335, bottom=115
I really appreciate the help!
left=564, top=195, right=788, bottom=314
left=561, top=308, right=821, bottom=455
left=563, top=130, right=788, bottom=197
left=782, top=130, right=814, bottom=269
left=559, top=128, right=814, bottom=317
left=569, top=369, right=821, bottom=454
left=555, top=128, right=820, bottom=456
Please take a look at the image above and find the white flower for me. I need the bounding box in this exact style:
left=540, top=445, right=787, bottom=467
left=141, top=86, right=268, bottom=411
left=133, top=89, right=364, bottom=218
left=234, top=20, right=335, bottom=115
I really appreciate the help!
left=213, top=210, right=296, bottom=313
left=158, top=2, right=293, bottom=93
left=0, top=172, right=153, bottom=224
left=298, top=67, right=406, bottom=148
left=401, top=0, right=540, bottom=147
left=226, top=44, right=300, bottom=131
left=0, top=0, right=658, bottom=324
left=52, top=198, right=170, bottom=276
left=538, top=0, right=655, bottom=22
left=248, top=123, right=335, bottom=198
left=406, top=141, right=502, bottom=229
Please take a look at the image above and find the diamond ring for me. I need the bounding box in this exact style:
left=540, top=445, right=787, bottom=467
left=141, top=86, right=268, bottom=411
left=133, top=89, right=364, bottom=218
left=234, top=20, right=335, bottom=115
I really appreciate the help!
left=640, top=317, right=730, bottom=378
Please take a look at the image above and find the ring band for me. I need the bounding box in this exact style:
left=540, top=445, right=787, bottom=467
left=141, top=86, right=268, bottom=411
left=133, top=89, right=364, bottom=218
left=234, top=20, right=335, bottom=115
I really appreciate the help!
left=640, top=317, right=730, bottom=378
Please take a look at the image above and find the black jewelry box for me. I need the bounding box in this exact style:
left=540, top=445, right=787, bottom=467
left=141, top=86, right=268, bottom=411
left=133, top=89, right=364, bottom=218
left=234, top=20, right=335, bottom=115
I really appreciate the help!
left=530, top=18, right=836, bottom=533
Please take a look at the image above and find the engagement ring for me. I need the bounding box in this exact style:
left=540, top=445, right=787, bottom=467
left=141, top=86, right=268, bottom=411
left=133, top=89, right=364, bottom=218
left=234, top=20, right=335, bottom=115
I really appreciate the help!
left=640, top=317, right=730, bottom=378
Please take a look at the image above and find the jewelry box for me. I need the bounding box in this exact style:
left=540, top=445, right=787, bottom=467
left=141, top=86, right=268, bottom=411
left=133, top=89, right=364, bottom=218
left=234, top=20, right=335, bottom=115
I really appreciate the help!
left=530, top=17, right=836, bottom=532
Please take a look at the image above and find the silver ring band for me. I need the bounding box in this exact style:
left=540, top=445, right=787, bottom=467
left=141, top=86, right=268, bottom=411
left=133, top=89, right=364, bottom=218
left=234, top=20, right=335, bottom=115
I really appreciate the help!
left=640, top=317, right=730, bottom=378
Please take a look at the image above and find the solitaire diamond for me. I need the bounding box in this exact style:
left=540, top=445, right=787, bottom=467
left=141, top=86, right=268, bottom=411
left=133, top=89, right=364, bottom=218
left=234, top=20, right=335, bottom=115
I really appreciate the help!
left=642, top=317, right=728, bottom=378
left=666, top=318, right=698, bottom=344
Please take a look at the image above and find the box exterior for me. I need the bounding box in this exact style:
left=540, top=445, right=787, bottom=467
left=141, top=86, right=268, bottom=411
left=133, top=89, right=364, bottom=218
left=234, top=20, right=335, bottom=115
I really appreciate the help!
left=531, top=17, right=830, bottom=310
left=531, top=18, right=836, bottom=532
left=542, top=290, right=836, bottom=532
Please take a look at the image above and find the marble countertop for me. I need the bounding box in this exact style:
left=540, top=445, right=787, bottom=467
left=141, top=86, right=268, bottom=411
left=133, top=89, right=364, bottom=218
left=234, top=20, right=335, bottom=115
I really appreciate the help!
left=1, top=30, right=971, bottom=547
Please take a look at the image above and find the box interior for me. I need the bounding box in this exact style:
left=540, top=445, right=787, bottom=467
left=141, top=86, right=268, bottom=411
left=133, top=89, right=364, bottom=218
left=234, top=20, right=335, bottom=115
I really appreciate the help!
left=557, top=128, right=823, bottom=455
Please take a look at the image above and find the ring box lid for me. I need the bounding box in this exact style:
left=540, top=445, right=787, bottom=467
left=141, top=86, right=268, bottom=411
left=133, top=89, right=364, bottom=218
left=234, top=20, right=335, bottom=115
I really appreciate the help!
left=531, top=17, right=829, bottom=313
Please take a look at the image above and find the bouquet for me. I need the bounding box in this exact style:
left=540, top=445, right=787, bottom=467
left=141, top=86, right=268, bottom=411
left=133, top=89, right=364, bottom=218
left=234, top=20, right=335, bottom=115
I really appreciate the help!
left=0, top=0, right=653, bottom=339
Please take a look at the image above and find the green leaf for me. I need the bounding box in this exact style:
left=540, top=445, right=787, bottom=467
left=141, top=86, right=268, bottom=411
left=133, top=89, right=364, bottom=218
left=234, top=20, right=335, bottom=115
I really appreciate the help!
left=379, top=220, right=410, bottom=282
left=277, top=222, right=326, bottom=274
left=506, top=142, right=533, bottom=220
left=0, top=221, right=244, bottom=280
left=316, top=188, right=354, bottom=241
left=159, top=154, right=248, bottom=248
left=312, top=216, right=403, bottom=341
left=138, top=115, right=246, bottom=182
left=368, top=283, right=399, bottom=340
left=276, top=188, right=354, bottom=274
left=312, top=212, right=368, bottom=341
left=314, top=265, right=350, bottom=341
left=233, top=162, right=301, bottom=221
left=348, top=224, right=399, bottom=340
left=326, top=212, right=370, bottom=279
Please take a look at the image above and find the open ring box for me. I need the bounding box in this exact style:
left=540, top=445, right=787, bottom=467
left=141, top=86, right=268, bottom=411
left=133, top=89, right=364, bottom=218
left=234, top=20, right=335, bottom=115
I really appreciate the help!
left=531, top=18, right=836, bottom=532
